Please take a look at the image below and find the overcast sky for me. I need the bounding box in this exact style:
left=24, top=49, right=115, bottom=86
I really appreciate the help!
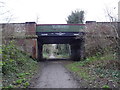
left=0, top=0, right=119, bottom=24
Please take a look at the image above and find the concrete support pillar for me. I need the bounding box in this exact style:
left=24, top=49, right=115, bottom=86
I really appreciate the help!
left=37, top=41, right=43, bottom=61
left=70, top=38, right=85, bottom=61
left=70, top=43, right=81, bottom=61
left=80, top=38, right=85, bottom=60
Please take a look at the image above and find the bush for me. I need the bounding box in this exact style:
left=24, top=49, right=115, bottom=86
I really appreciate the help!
left=85, top=23, right=118, bottom=57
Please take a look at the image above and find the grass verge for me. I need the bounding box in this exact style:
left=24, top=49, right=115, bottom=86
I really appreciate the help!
left=66, top=54, right=120, bottom=88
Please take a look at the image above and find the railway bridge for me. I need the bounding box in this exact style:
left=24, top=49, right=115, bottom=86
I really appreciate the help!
left=1, top=22, right=86, bottom=61
left=36, top=24, right=85, bottom=61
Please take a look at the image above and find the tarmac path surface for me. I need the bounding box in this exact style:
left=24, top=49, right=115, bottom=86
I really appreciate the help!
left=32, top=61, right=80, bottom=88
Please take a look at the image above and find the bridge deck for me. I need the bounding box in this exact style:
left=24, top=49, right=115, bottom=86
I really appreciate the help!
left=36, top=24, right=85, bottom=36
left=36, top=24, right=85, bottom=32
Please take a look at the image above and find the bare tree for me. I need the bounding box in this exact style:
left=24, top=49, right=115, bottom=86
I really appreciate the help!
left=104, top=6, right=118, bottom=22
left=104, top=4, right=120, bottom=60
left=0, top=1, right=13, bottom=23
left=85, top=23, right=118, bottom=57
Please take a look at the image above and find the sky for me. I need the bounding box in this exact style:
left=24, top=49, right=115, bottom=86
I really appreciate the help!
left=0, top=0, right=119, bottom=24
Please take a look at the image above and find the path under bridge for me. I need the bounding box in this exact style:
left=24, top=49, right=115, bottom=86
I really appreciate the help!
left=36, top=24, right=85, bottom=61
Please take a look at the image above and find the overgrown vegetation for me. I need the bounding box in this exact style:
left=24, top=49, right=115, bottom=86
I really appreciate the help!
left=66, top=53, right=120, bottom=88
left=66, top=22, right=120, bottom=88
left=2, top=40, right=38, bottom=88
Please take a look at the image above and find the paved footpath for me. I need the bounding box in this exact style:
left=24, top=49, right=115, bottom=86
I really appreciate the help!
left=33, top=61, right=79, bottom=88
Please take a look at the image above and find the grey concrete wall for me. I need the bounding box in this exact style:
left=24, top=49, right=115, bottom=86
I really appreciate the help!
left=118, top=1, right=120, bottom=21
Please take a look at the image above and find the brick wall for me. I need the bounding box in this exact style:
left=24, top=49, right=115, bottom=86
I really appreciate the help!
left=1, top=22, right=37, bottom=59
